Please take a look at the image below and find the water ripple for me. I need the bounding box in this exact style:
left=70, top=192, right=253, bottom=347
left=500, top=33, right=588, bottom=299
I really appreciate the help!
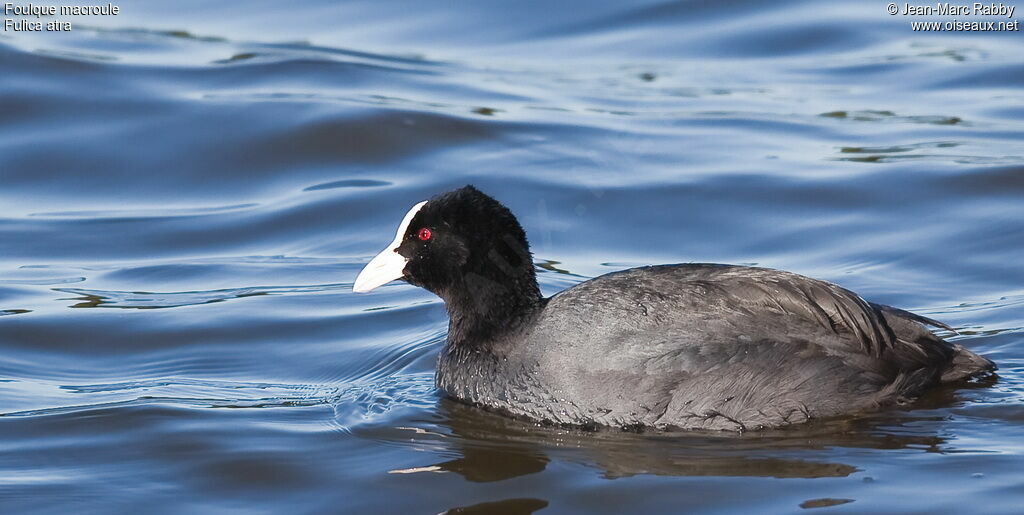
left=54, top=283, right=349, bottom=309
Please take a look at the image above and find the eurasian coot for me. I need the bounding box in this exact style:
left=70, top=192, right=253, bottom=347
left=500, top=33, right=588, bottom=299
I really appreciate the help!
left=353, top=186, right=994, bottom=431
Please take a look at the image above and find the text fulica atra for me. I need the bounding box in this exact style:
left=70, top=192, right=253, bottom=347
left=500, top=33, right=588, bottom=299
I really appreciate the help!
left=354, top=186, right=994, bottom=431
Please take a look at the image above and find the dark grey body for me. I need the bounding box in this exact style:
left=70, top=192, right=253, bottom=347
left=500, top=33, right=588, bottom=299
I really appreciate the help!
left=436, top=264, right=993, bottom=431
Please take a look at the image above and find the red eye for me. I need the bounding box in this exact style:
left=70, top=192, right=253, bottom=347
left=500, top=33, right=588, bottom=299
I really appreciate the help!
left=417, top=227, right=432, bottom=241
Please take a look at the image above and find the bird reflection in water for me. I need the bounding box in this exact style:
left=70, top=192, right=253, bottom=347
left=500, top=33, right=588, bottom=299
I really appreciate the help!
left=369, top=377, right=994, bottom=514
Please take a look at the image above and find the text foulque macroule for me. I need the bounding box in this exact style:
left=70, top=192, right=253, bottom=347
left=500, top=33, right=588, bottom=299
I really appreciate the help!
left=3, top=2, right=118, bottom=32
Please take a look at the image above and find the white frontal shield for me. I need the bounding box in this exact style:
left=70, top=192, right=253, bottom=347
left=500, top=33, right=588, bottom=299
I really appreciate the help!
left=352, top=201, right=427, bottom=292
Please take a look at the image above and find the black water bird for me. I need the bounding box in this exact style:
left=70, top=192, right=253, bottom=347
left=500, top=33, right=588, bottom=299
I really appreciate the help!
left=353, top=186, right=994, bottom=431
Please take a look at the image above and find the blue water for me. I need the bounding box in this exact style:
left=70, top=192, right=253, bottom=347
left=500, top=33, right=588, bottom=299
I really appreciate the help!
left=2, top=1, right=1023, bottom=513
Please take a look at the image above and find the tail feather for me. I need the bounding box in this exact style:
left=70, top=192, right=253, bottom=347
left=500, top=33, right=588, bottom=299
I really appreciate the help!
left=869, top=302, right=994, bottom=383
left=941, top=345, right=996, bottom=383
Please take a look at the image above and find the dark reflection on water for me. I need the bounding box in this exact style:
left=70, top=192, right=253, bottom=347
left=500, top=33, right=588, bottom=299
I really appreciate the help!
left=411, top=400, right=862, bottom=481
left=2, top=0, right=1024, bottom=513
left=443, top=498, right=549, bottom=515
left=389, top=385, right=1002, bottom=484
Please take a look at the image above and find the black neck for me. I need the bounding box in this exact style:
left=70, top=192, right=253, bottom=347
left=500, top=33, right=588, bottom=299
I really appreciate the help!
left=440, top=270, right=542, bottom=346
